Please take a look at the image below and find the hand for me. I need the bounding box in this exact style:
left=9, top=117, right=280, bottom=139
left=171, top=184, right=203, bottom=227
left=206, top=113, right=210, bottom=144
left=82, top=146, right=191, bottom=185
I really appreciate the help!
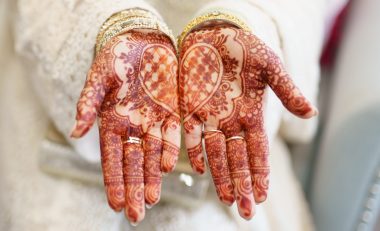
left=179, top=25, right=317, bottom=219
left=71, top=29, right=180, bottom=224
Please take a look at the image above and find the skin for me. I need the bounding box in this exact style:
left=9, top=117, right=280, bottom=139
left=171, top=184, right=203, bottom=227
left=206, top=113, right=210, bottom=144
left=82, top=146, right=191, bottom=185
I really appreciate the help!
left=179, top=25, right=318, bottom=219
left=71, top=29, right=180, bottom=224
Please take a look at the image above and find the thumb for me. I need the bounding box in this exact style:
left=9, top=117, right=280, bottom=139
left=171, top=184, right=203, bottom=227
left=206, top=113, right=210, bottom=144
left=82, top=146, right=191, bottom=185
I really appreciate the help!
left=263, top=48, right=318, bottom=119
left=71, top=65, right=105, bottom=138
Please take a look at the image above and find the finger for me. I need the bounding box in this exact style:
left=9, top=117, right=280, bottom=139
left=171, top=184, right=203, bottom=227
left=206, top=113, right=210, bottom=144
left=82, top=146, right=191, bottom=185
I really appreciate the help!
left=123, top=142, right=145, bottom=224
left=183, top=116, right=205, bottom=174
left=71, top=66, right=106, bottom=138
left=99, top=128, right=125, bottom=211
left=161, top=115, right=181, bottom=173
left=226, top=137, right=255, bottom=220
left=245, top=125, right=270, bottom=204
left=204, top=131, right=235, bottom=206
left=143, top=129, right=163, bottom=206
left=263, top=49, right=318, bottom=119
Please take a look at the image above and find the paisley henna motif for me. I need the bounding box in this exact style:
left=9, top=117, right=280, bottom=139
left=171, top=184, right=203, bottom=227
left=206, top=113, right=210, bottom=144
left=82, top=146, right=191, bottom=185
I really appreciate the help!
left=72, top=29, right=180, bottom=224
left=179, top=25, right=317, bottom=219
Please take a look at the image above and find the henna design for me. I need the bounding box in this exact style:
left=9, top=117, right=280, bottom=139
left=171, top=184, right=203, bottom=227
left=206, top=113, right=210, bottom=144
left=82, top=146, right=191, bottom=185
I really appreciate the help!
left=187, top=143, right=205, bottom=174
left=204, top=132, right=234, bottom=205
left=99, top=127, right=125, bottom=211
left=124, top=143, right=145, bottom=223
left=246, top=126, right=269, bottom=203
left=143, top=134, right=162, bottom=206
left=161, top=140, right=180, bottom=172
left=226, top=139, right=254, bottom=219
left=72, top=29, right=180, bottom=224
left=179, top=25, right=317, bottom=219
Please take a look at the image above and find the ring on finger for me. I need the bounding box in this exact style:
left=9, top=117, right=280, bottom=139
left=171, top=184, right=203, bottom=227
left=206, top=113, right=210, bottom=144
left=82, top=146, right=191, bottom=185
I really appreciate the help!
left=225, top=135, right=244, bottom=142
left=203, top=129, right=223, bottom=136
left=124, top=136, right=142, bottom=144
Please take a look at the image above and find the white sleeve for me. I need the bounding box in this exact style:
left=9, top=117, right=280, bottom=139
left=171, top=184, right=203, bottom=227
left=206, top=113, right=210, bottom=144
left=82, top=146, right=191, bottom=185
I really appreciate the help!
left=14, top=0, right=162, bottom=162
left=196, top=0, right=324, bottom=143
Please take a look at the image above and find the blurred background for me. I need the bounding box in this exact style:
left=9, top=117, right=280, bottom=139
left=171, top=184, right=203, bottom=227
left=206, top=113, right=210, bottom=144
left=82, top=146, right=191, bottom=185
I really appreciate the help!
left=0, top=0, right=379, bottom=230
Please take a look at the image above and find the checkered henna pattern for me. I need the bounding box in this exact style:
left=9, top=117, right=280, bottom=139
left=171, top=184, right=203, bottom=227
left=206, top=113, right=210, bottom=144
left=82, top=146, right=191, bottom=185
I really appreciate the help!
left=71, top=29, right=180, bottom=224
left=179, top=25, right=317, bottom=219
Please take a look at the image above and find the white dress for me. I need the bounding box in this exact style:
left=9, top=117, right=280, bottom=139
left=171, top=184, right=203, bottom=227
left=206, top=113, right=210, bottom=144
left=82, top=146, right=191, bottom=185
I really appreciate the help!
left=0, top=0, right=331, bottom=230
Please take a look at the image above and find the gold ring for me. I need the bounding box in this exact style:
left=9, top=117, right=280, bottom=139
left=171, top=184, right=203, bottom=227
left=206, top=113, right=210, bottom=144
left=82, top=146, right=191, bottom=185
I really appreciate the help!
left=203, top=129, right=223, bottom=136
left=125, top=136, right=142, bottom=144
left=225, top=136, right=244, bottom=142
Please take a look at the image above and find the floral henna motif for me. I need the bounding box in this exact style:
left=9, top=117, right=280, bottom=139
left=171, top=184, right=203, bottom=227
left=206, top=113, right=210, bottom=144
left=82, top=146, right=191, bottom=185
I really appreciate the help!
left=187, top=143, right=205, bottom=174
left=179, top=25, right=317, bottom=219
left=99, top=128, right=125, bottom=211
left=204, top=131, right=234, bottom=205
left=226, top=139, right=255, bottom=219
left=123, top=143, right=145, bottom=223
left=143, top=134, right=162, bottom=206
left=72, top=29, right=180, bottom=224
left=246, top=127, right=269, bottom=203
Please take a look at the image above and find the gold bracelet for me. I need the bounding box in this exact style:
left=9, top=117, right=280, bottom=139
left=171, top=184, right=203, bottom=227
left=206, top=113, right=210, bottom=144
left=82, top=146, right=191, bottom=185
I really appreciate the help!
left=95, top=8, right=176, bottom=54
left=178, top=11, right=251, bottom=51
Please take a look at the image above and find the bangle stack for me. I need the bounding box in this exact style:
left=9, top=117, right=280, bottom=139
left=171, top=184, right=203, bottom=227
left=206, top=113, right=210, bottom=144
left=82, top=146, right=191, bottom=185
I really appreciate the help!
left=95, top=8, right=176, bottom=54
left=178, top=11, right=251, bottom=51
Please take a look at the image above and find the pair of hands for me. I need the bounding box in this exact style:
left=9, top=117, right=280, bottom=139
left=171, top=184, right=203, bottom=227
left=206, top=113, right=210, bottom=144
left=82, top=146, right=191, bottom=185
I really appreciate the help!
left=71, top=25, right=317, bottom=224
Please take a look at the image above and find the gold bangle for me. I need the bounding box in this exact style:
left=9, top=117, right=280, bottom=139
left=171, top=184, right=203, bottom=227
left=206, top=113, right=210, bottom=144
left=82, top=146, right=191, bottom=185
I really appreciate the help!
left=178, top=11, right=251, bottom=51
left=95, top=8, right=176, bottom=54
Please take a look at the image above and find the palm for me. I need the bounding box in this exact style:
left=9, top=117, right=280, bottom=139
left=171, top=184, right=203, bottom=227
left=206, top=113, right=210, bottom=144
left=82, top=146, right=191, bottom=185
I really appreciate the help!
left=72, top=29, right=180, bottom=224
left=179, top=26, right=316, bottom=219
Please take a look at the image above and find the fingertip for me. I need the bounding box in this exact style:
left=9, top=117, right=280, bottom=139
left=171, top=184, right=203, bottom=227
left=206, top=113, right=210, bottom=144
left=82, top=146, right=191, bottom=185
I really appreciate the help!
left=108, top=201, right=123, bottom=212
left=220, top=195, right=235, bottom=206
left=253, top=190, right=268, bottom=204
left=237, top=195, right=256, bottom=220
left=161, top=162, right=176, bottom=173
left=186, top=144, right=206, bottom=175
left=161, top=145, right=180, bottom=173
left=146, top=203, right=154, bottom=210
left=301, top=105, right=319, bottom=119
left=191, top=163, right=205, bottom=175
left=70, top=120, right=91, bottom=138
left=105, top=186, right=125, bottom=212
left=144, top=182, right=161, bottom=206
left=215, top=184, right=235, bottom=206
left=313, top=106, right=319, bottom=116
left=161, top=157, right=177, bottom=173
left=125, top=206, right=145, bottom=225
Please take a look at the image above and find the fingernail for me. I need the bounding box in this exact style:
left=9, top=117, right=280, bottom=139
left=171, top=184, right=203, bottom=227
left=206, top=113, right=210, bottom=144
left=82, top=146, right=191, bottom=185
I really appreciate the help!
left=70, top=120, right=90, bottom=138
left=162, top=173, right=168, bottom=177
left=70, top=121, right=79, bottom=138
left=313, top=107, right=319, bottom=116
left=146, top=204, right=153, bottom=209
left=130, top=221, right=138, bottom=227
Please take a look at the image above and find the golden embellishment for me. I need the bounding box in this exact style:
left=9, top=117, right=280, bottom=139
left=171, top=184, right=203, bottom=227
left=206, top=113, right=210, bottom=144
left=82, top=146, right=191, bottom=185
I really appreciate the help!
left=225, top=136, right=244, bottom=142
left=96, top=8, right=176, bottom=54
left=124, top=136, right=142, bottom=144
left=178, top=11, right=251, bottom=51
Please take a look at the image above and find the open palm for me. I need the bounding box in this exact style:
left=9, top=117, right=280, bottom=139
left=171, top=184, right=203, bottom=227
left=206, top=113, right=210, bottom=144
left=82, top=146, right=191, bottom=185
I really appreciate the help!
left=179, top=25, right=317, bottom=219
left=71, top=29, right=180, bottom=224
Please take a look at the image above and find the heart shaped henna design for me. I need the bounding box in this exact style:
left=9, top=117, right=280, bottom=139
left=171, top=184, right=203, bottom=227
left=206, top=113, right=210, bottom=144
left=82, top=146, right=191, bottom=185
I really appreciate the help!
left=179, top=25, right=317, bottom=220
left=72, top=29, right=180, bottom=224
